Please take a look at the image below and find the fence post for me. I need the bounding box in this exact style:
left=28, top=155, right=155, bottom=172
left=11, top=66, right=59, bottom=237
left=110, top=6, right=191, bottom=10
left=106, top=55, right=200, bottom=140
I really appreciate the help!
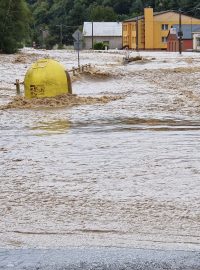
left=15, top=79, right=20, bottom=95
left=65, top=71, right=72, bottom=94
left=72, top=67, right=76, bottom=76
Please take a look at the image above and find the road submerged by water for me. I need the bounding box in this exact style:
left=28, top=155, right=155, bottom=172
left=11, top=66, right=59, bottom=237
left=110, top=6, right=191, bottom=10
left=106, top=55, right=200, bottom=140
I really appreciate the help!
left=1, top=247, right=200, bottom=270
left=0, top=49, right=200, bottom=269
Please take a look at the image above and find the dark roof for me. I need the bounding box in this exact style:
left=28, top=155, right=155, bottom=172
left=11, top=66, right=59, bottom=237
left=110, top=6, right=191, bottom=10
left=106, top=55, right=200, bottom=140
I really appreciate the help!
left=124, top=10, right=200, bottom=23
left=167, top=33, right=178, bottom=41
left=124, top=10, right=173, bottom=22
left=173, top=24, right=200, bottom=39
left=124, top=15, right=144, bottom=22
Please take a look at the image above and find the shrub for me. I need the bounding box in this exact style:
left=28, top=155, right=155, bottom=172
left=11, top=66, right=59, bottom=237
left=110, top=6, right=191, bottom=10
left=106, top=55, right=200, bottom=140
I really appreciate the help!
left=93, top=42, right=105, bottom=50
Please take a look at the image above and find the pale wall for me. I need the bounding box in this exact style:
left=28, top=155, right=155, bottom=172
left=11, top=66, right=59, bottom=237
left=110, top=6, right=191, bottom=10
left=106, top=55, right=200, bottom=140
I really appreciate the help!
left=84, top=36, right=122, bottom=50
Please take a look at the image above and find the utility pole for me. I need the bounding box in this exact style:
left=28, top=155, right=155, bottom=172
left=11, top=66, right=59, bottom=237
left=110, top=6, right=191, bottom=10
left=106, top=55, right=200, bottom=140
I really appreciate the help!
left=40, top=28, right=45, bottom=48
left=92, top=21, right=94, bottom=49
left=136, top=16, right=139, bottom=51
left=178, top=9, right=183, bottom=55
left=77, top=31, right=80, bottom=67
left=56, top=24, right=63, bottom=45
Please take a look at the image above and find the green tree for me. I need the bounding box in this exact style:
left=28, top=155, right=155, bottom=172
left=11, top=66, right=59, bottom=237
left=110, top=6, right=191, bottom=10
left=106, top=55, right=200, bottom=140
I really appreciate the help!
left=113, top=0, right=132, bottom=14
left=89, top=5, right=117, bottom=21
left=27, top=0, right=200, bottom=48
left=130, top=0, right=144, bottom=15
left=0, top=0, right=30, bottom=53
left=32, top=1, right=50, bottom=25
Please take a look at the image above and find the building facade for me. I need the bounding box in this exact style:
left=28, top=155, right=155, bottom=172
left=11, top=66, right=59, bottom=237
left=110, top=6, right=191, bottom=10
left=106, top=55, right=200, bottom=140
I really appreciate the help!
left=167, top=28, right=179, bottom=52
left=83, top=22, right=122, bottom=50
left=123, top=8, right=200, bottom=50
left=167, top=25, right=200, bottom=52
left=193, top=32, right=200, bottom=51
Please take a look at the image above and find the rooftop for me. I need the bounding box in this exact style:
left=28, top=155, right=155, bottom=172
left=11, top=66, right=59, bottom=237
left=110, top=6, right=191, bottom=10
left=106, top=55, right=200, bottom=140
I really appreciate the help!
left=124, top=10, right=172, bottom=22
left=173, top=24, right=200, bottom=39
left=124, top=10, right=200, bottom=22
left=83, top=22, right=122, bottom=37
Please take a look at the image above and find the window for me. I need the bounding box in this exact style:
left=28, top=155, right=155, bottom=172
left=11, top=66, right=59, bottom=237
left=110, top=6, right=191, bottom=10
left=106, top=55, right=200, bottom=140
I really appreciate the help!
left=162, top=24, right=168, bottom=30
left=103, top=41, right=109, bottom=46
left=162, top=37, right=167, bottom=43
left=123, top=37, right=128, bottom=43
left=132, top=37, right=136, bottom=44
left=197, top=38, right=200, bottom=47
left=123, top=25, right=127, bottom=31
left=132, top=24, right=135, bottom=31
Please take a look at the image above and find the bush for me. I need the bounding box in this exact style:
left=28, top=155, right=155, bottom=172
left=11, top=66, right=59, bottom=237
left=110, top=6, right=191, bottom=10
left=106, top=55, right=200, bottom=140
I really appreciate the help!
left=58, top=43, right=64, bottom=49
left=17, top=42, right=24, bottom=49
left=1, top=37, right=18, bottom=54
left=93, top=42, right=105, bottom=50
left=45, top=36, right=57, bottom=49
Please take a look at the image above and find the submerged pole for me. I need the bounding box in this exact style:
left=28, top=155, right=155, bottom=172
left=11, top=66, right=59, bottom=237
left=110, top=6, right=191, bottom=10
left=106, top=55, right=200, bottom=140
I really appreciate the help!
left=65, top=71, right=72, bottom=94
left=15, top=79, right=20, bottom=95
left=178, top=9, right=183, bottom=55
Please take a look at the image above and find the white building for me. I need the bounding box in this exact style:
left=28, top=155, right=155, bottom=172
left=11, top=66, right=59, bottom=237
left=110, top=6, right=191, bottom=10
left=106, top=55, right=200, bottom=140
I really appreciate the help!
left=193, top=32, right=200, bottom=51
left=83, top=22, right=122, bottom=50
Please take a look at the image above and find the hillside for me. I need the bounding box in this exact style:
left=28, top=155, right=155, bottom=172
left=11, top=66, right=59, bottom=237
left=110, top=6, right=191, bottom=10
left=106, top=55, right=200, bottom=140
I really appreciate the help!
left=27, top=0, right=200, bottom=47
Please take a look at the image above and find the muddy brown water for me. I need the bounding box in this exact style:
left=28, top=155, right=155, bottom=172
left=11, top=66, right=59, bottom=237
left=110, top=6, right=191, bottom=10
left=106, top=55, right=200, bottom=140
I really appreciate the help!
left=0, top=50, right=200, bottom=251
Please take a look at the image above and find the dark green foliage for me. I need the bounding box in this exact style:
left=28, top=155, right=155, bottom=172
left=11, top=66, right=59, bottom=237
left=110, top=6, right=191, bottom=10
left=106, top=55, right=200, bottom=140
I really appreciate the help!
left=0, top=0, right=30, bottom=53
left=89, top=5, right=117, bottom=21
left=45, top=35, right=57, bottom=50
left=93, top=42, right=106, bottom=50
left=26, top=0, right=200, bottom=48
left=1, top=0, right=200, bottom=52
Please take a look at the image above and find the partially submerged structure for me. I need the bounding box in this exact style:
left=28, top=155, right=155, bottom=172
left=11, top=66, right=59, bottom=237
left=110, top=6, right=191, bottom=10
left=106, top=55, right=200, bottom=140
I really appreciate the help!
left=167, top=25, right=200, bottom=52
left=123, top=8, right=200, bottom=50
left=83, top=22, right=122, bottom=49
left=193, top=32, right=200, bottom=51
left=24, top=59, right=71, bottom=98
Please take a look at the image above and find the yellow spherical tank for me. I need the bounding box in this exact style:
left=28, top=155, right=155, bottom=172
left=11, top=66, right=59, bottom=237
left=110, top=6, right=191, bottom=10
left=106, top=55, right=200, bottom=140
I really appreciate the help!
left=24, top=59, right=69, bottom=98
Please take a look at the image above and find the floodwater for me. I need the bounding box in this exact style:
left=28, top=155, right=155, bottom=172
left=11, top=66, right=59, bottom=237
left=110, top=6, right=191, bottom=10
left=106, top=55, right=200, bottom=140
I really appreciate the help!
left=0, top=49, right=200, bottom=251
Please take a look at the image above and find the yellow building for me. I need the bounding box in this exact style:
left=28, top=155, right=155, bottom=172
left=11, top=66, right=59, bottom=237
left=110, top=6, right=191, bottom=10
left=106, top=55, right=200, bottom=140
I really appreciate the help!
left=123, top=8, right=200, bottom=50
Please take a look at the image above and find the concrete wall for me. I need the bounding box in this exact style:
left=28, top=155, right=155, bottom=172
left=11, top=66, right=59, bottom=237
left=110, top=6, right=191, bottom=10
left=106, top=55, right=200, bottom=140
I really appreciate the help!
left=184, top=40, right=193, bottom=50
left=84, top=36, right=122, bottom=49
left=167, top=39, right=192, bottom=52
left=193, top=33, right=200, bottom=51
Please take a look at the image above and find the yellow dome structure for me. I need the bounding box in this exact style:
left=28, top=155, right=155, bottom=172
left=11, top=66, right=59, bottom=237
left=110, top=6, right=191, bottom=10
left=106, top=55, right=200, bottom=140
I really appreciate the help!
left=24, top=59, right=70, bottom=98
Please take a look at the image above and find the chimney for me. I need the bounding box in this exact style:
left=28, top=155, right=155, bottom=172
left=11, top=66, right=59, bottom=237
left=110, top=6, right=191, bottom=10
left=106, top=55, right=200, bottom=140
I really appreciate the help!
left=144, top=7, right=154, bottom=49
